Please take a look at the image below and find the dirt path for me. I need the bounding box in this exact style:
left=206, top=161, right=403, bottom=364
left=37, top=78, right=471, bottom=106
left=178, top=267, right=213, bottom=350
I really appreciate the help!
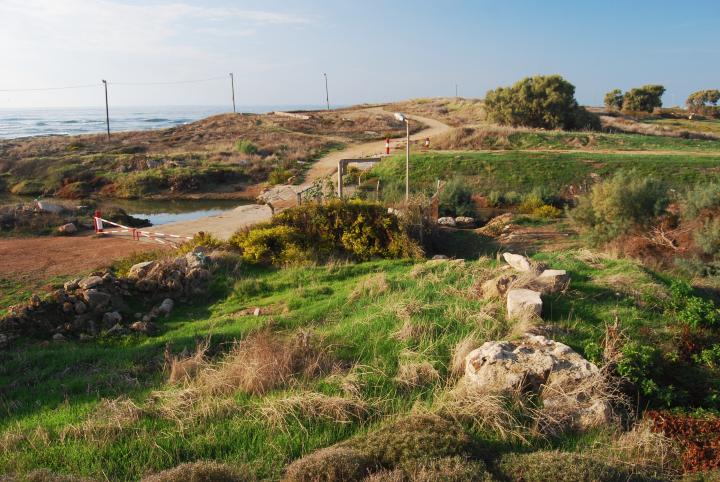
left=0, top=234, right=161, bottom=285
left=156, top=108, right=453, bottom=240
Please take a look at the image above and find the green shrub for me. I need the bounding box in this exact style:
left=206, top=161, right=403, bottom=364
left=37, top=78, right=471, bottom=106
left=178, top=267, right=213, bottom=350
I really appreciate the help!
left=569, top=171, right=668, bottom=243
left=683, top=182, right=720, bottom=219
left=439, top=178, right=476, bottom=217
left=283, top=447, right=375, bottom=482
left=177, top=232, right=224, bottom=255
left=503, top=191, right=521, bottom=205
left=141, top=461, right=249, bottom=482
left=604, top=89, right=624, bottom=110
left=232, top=225, right=306, bottom=266
left=484, top=75, right=599, bottom=130
left=694, top=344, right=720, bottom=368
left=695, top=218, right=720, bottom=255
left=518, top=194, right=544, bottom=214
left=230, top=200, right=422, bottom=265
left=668, top=280, right=719, bottom=329
left=487, top=191, right=502, bottom=207
left=497, top=451, right=641, bottom=482
left=235, top=139, right=258, bottom=155
left=532, top=204, right=562, bottom=219
left=345, top=413, right=473, bottom=467
left=622, top=85, right=665, bottom=113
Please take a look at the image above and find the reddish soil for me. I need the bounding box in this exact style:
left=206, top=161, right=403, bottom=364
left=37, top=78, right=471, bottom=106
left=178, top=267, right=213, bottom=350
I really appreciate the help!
left=0, top=234, right=162, bottom=284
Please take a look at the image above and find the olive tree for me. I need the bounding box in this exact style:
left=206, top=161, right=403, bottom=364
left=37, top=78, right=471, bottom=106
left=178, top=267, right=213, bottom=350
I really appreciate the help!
left=622, top=85, right=665, bottom=112
left=686, top=89, right=720, bottom=117
left=484, top=75, right=599, bottom=130
left=604, top=89, right=624, bottom=110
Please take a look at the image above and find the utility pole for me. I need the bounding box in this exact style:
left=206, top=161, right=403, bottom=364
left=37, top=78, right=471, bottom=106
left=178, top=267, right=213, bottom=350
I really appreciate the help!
left=229, top=73, right=236, bottom=113
left=102, top=80, right=110, bottom=141
left=455, top=84, right=458, bottom=98
left=323, top=73, right=330, bottom=110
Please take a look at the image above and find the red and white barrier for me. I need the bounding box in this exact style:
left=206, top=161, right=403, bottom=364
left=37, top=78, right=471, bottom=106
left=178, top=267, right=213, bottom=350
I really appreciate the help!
left=385, top=138, right=390, bottom=155
left=93, top=212, right=194, bottom=246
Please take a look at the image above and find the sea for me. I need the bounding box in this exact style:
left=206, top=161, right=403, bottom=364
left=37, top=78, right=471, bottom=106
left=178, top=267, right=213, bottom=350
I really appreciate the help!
left=0, top=105, right=325, bottom=140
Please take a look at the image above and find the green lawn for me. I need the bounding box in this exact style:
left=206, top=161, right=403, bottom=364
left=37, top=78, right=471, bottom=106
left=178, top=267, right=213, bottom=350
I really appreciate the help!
left=2, top=251, right=717, bottom=480
left=371, top=151, right=720, bottom=200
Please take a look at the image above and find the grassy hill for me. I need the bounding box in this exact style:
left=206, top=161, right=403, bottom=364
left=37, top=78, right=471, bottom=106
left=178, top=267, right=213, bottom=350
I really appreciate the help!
left=2, top=246, right=719, bottom=480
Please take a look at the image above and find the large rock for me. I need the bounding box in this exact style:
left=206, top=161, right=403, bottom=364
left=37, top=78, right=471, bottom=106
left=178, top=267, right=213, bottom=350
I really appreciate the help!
left=464, top=335, right=612, bottom=432
left=83, top=289, right=111, bottom=310
left=537, top=269, right=570, bottom=294
left=506, top=289, right=542, bottom=320
left=128, top=261, right=156, bottom=279
left=102, top=311, right=122, bottom=326
left=437, top=217, right=456, bottom=227
left=157, top=298, right=174, bottom=317
left=78, top=276, right=104, bottom=290
left=502, top=253, right=533, bottom=272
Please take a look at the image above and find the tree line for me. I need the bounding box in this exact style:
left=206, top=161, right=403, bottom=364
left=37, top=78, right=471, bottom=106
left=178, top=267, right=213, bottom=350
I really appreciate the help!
left=483, top=74, right=719, bottom=131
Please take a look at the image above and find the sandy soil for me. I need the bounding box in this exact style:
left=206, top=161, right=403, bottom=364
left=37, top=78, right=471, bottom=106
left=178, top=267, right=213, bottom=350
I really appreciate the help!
left=0, top=234, right=161, bottom=284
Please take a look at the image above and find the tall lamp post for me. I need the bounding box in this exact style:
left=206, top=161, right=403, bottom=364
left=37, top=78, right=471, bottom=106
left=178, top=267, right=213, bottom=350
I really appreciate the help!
left=394, top=112, right=410, bottom=201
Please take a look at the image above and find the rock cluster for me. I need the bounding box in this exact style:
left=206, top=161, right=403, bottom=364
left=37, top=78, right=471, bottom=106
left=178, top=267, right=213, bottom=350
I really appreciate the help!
left=437, top=216, right=476, bottom=228
left=0, top=249, right=212, bottom=346
left=480, top=252, right=570, bottom=322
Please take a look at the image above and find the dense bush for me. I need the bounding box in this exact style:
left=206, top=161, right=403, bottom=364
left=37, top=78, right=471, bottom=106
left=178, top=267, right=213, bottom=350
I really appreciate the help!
left=235, top=139, right=258, bottom=155
left=622, top=85, right=665, bottom=113
left=229, top=200, right=422, bottom=265
left=484, top=75, right=599, bottom=130
left=570, top=171, right=668, bottom=243
left=686, top=90, right=720, bottom=117
left=439, top=178, right=476, bottom=217
left=283, top=447, right=375, bottom=482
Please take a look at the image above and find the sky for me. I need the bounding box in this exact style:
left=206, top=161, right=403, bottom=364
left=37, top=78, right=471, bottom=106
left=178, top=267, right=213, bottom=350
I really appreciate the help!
left=0, top=0, right=718, bottom=108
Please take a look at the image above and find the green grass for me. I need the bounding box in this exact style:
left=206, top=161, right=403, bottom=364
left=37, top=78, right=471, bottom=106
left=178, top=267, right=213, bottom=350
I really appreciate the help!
left=371, top=151, right=720, bottom=200
left=502, top=130, right=720, bottom=151
left=2, top=250, right=718, bottom=480
left=0, top=279, right=34, bottom=315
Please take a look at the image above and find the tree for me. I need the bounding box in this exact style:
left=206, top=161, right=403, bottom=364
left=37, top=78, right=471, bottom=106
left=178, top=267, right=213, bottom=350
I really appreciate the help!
left=622, top=84, right=665, bottom=112
left=604, top=89, right=624, bottom=110
left=686, top=89, right=720, bottom=117
left=484, top=75, right=599, bottom=130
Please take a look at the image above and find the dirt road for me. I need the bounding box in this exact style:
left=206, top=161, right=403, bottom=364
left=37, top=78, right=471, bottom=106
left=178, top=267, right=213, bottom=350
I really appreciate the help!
left=156, top=108, right=453, bottom=239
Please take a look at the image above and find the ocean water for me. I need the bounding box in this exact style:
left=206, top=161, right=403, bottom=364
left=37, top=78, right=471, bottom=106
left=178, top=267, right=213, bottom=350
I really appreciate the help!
left=0, top=105, right=324, bottom=140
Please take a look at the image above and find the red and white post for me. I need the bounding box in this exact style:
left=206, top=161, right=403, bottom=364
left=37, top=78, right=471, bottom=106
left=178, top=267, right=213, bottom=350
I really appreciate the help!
left=94, top=210, right=104, bottom=234
left=385, top=138, right=390, bottom=155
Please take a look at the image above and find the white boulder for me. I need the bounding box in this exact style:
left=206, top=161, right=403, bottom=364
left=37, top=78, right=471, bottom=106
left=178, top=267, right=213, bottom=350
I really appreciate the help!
left=437, top=217, right=456, bottom=227
left=502, top=253, right=533, bottom=272
left=506, top=288, right=542, bottom=320
left=57, top=223, right=77, bottom=234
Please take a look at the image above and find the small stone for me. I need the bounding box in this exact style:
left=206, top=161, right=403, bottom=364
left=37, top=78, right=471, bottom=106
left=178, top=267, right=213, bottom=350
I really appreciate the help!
left=253, top=307, right=261, bottom=316
left=157, top=298, right=174, bottom=317
left=507, top=289, right=543, bottom=321
left=102, top=311, right=122, bottom=326
left=57, top=223, right=77, bottom=234
left=437, top=216, right=456, bottom=227
left=74, top=301, right=87, bottom=314
left=79, top=333, right=94, bottom=342
left=537, top=269, right=570, bottom=294
left=64, top=279, right=80, bottom=291
left=52, top=333, right=66, bottom=342
left=502, top=253, right=533, bottom=272
left=431, top=254, right=449, bottom=260
left=106, top=323, right=127, bottom=336
left=130, top=321, right=157, bottom=335
left=78, top=276, right=104, bottom=290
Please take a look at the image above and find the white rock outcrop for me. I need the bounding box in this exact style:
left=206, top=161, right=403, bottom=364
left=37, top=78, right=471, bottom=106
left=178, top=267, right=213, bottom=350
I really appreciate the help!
left=506, top=288, right=542, bottom=320
left=437, top=217, right=456, bottom=227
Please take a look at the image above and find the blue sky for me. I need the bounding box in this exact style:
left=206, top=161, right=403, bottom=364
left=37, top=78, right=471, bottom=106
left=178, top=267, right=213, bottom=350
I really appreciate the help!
left=1, top=0, right=718, bottom=108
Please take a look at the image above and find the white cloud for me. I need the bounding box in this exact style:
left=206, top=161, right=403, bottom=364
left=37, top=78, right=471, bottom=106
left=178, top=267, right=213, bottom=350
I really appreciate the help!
left=0, top=0, right=310, bottom=56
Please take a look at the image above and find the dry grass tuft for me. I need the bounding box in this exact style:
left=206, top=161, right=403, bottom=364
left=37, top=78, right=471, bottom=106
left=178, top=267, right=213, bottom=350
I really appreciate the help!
left=349, top=272, right=390, bottom=302
left=168, top=341, right=209, bottom=384
left=394, top=359, right=441, bottom=389
left=284, top=446, right=375, bottom=482
left=141, top=460, right=251, bottom=482
left=361, top=469, right=405, bottom=481
left=450, top=334, right=481, bottom=378
left=393, top=319, right=434, bottom=342
left=258, top=392, right=368, bottom=430
left=436, top=381, right=528, bottom=442
left=60, top=396, right=145, bottom=444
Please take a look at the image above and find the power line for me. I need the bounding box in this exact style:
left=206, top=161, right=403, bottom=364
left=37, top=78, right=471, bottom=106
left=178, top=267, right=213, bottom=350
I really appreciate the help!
left=0, top=83, right=98, bottom=92
left=109, top=76, right=226, bottom=86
